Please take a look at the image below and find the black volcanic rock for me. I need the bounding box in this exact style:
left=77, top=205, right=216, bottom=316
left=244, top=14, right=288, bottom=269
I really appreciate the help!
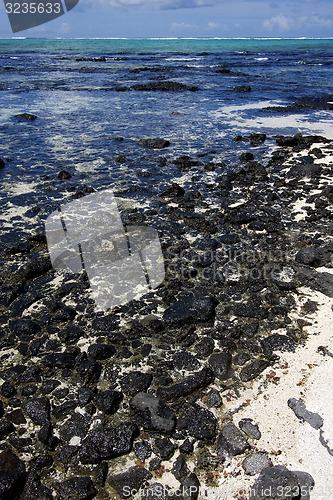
left=94, top=390, right=123, bottom=415
left=132, top=81, right=199, bottom=91
left=0, top=449, right=27, bottom=499
left=217, top=422, right=250, bottom=457
left=156, top=367, right=214, bottom=401
left=120, top=371, right=153, bottom=397
left=234, top=85, right=251, bottom=92
left=79, top=423, right=139, bottom=464
left=249, top=465, right=313, bottom=500
left=108, top=467, right=152, bottom=499
left=177, top=402, right=217, bottom=440
left=208, top=352, right=232, bottom=380
left=239, top=359, right=270, bottom=382
left=56, top=476, right=96, bottom=500
left=295, top=246, right=331, bottom=267
left=163, top=296, right=216, bottom=326
left=22, top=397, right=50, bottom=425
left=21, top=471, right=53, bottom=500
left=138, top=138, right=170, bottom=149
left=130, top=392, right=176, bottom=434
left=15, top=112, right=37, bottom=121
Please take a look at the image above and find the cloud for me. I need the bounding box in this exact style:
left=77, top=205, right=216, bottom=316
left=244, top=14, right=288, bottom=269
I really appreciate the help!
left=310, top=13, right=333, bottom=27
left=207, top=21, right=220, bottom=30
left=263, top=14, right=293, bottom=30
left=98, top=0, right=214, bottom=9
left=171, top=21, right=198, bottom=30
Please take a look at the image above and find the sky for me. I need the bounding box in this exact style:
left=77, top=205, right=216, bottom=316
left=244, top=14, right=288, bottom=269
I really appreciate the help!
left=0, top=0, right=332, bottom=38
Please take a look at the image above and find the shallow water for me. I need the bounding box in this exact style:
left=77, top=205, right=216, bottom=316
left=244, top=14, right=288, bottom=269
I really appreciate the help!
left=0, top=38, right=332, bottom=242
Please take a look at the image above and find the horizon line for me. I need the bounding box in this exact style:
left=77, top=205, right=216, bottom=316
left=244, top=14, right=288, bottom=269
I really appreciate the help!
left=4, top=36, right=333, bottom=41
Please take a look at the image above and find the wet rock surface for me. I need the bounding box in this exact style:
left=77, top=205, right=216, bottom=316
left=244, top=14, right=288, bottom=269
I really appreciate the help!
left=0, top=133, right=331, bottom=497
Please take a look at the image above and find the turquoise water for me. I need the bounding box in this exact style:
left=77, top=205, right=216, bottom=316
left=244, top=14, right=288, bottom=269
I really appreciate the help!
left=1, top=37, right=333, bottom=54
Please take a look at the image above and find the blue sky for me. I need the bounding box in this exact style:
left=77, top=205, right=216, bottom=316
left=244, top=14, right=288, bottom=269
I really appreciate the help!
left=0, top=0, right=332, bottom=38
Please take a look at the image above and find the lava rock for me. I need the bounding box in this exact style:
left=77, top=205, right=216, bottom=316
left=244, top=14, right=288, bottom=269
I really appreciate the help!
left=242, top=452, right=272, bottom=476
left=206, top=388, right=223, bottom=408
left=138, top=138, right=170, bottom=149
left=249, top=465, right=304, bottom=500
left=234, top=352, right=250, bottom=365
left=87, top=343, right=116, bottom=360
left=220, top=233, right=240, bottom=244
left=154, top=437, right=176, bottom=460
left=107, top=466, right=152, bottom=499
left=132, top=81, right=199, bottom=92
left=292, top=470, right=315, bottom=500
left=6, top=409, right=26, bottom=425
left=181, top=473, right=200, bottom=500
left=208, top=351, right=232, bottom=380
left=94, top=390, right=123, bottom=415
left=295, top=247, right=331, bottom=268
left=239, top=152, right=254, bottom=163
left=134, top=440, right=152, bottom=462
left=57, top=170, right=72, bottom=180
left=179, top=438, right=194, bottom=454
left=233, top=297, right=268, bottom=319
left=59, top=413, right=92, bottom=441
left=172, top=351, right=200, bottom=371
left=249, top=133, right=267, bottom=145
left=287, top=398, right=324, bottom=429
left=234, top=85, right=251, bottom=92
left=22, top=397, right=50, bottom=425
left=130, top=392, right=176, bottom=434
left=0, top=449, right=27, bottom=499
left=56, top=476, right=96, bottom=500
left=276, top=133, right=329, bottom=149
left=10, top=319, right=41, bottom=337
left=238, top=419, right=261, bottom=440
left=163, top=296, right=216, bottom=326
left=217, top=422, right=250, bottom=457
left=171, top=454, right=189, bottom=481
left=120, top=371, right=153, bottom=396
left=15, top=112, right=37, bottom=120
left=160, top=183, right=185, bottom=199
left=295, top=267, right=333, bottom=298
left=156, top=367, right=214, bottom=401
left=40, top=379, right=61, bottom=395
left=178, top=402, right=217, bottom=440
left=1, top=381, right=16, bottom=398
left=43, top=352, right=76, bottom=369
left=79, top=423, right=139, bottom=464
left=21, top=471, right=53, bottom=500
left=261, top=334, right=297, bottom=357
left=0, top=419, right=15, bottom=439
left=239, top=359, right=270, bottom=382
left=194, top=337, right=214, bottom=358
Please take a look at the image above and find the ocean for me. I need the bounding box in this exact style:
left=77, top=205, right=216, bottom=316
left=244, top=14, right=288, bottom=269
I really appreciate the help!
left=0, top=38, right=332, bottom=241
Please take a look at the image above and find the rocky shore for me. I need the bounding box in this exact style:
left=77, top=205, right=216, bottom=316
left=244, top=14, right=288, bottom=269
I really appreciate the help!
left=0, top=132, right=332, bottom=499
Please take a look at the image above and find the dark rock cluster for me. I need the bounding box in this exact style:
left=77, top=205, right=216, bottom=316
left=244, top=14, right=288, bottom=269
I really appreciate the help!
left=0, top=132, right=331, bottom=498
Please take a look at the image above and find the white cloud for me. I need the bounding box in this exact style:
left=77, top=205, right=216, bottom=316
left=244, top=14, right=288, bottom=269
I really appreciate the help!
left=98, top=0, right=214, bottom=8
left=171, top=21, right=198, bottom=30
left=263, top=14, right=293, bottom=30
left=310, top=13, right=333, bottom=27
left=207, top=21, right=220, bottom=30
